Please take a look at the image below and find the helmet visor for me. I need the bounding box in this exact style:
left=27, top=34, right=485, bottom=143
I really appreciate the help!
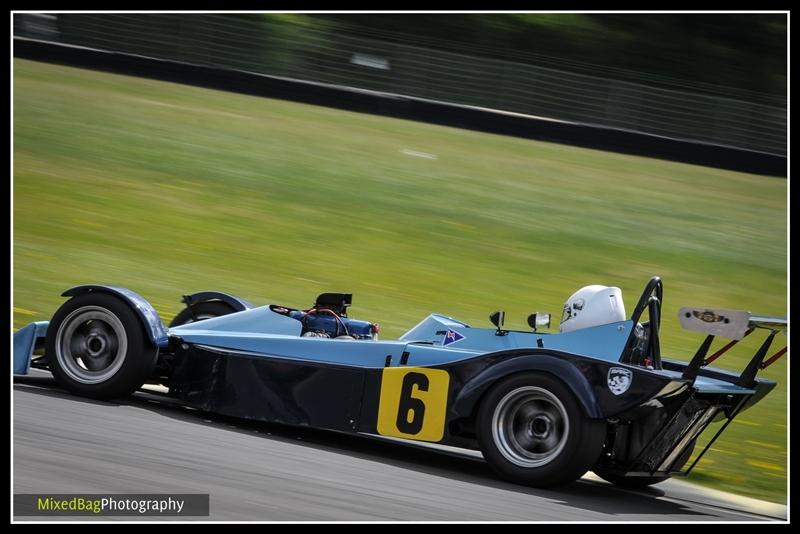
left=561, top=303, right=572, bottom=325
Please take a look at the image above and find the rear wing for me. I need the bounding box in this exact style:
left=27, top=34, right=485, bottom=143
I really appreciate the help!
left=679, top=308, right=786, bottom=340
left=678, top=307, right=787, bottom=387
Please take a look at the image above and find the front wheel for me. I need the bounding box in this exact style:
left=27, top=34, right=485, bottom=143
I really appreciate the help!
left=477, top=372, right=606, bottom=487
left=45, top=292, right=157, bottom=399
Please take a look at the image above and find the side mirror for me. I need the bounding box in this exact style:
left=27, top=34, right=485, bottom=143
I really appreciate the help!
left=489, top=310, right=506, bottom=335
left=528, top=312, right=551, bottom=331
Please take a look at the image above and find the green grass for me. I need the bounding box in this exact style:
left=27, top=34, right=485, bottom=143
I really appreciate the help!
left=13, top=59, right=787, bottom=504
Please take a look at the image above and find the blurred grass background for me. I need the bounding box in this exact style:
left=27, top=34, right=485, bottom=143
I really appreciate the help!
left=13, top=59, right=787, bottom=503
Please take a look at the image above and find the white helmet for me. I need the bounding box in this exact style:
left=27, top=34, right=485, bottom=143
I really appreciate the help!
left=560, top=285, right=626, bottom=333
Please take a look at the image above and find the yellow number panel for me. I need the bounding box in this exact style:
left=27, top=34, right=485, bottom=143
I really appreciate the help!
left=376, top=367, right=450, bottom=442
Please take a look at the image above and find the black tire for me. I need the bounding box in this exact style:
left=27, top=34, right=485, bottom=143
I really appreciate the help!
left=477, top=372, right=606, bottom=487
left=169, top=301, right=236, bottom=327
left=45, top=292, right=157, bottom=400
left=593, top=440, right=696, bottom=489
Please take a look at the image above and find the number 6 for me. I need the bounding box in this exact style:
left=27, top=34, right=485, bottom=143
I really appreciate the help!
left=377, top=367, right=450, bottom=442
left=396, top=372, right=428, bottom=434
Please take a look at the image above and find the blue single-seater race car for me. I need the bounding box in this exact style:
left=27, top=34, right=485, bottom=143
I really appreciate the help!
left=13, top=276, right=787, bottom=488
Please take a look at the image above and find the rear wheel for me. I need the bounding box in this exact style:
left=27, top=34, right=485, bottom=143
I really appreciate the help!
left=45, top=292, right=156, bottom=399
left=477, top=372, right=606, bottom=487
left=169, top=301, right=236, bottom=327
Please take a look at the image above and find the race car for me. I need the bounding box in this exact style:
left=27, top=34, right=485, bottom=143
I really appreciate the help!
left=13, top=276, right=787, bottom=488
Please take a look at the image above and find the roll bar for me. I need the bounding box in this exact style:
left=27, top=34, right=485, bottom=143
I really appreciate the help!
left=620, top=276, right=663, bottom=367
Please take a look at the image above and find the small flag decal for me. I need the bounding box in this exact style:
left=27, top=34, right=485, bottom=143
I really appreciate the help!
left=442, top=329, right=466, bottom=346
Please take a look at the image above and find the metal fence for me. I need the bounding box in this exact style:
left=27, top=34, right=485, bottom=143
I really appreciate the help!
left=14, top=14, right=787, bottom=156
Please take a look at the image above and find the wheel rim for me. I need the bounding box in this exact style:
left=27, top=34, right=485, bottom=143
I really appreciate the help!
left=55, top=306, right=128, bottom=384
left=492, top=386, right=570, bottom=467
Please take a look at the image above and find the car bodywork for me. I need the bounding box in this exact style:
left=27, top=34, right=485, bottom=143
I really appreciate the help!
left=13, top=277, right=787, bottom=482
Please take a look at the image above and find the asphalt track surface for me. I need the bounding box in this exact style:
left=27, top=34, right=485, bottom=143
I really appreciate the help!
left=13, top=371, right=787, bottom=522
